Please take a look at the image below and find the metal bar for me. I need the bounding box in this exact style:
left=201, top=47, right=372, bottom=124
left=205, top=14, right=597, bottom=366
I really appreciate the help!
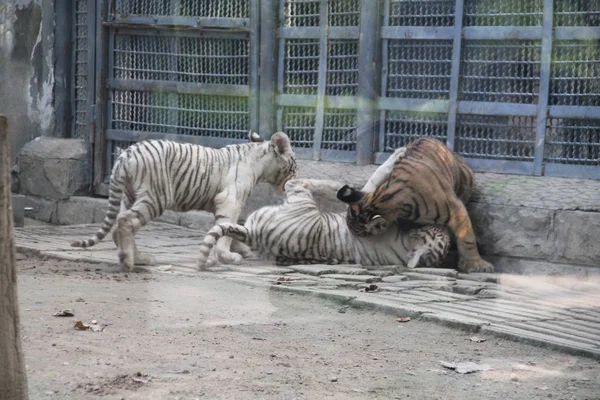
left=93, top=0, right=107, bottom=192
left=326, top=96, right=361, bottom=109
left=115, top=27, right=248, bottom=39
left=533, top=0, right=554, bottom=176
left=103, top=26, right=114, bottom=180
left=462, top=26, right=543, bottom=40
left=458, top=101, right=538, bottom=117
left=86, top=0, right=97, bottom=143
left=320, top=149, right=357, bottom=163
left=106, top=129, right=248, bottom=149
left=259, top=0, right=278, bottom=137
left=106, top=15, right=251, bottom=30
left=544, top=164, right=600, bottom=180
left=277, top=94, right=319, bottom=107
left=555, top=27, right=600, bottom=40
left=549, top=106, right=600, bottom=119
left=355, top=0, right=379, bottom=165
left=278, top=26, right=359, bottom=39
left=381, top=26, right=454, bottom=40
left=463, top=158, right=534, bottom=175
left=291, top=147, right=356, bottom=163
left=107, top=79, right=250, bottom=97
left=312, top=0, right=329, bottom=161
left=378, top=0, right=391, bottom=154
left=378, top=98, right=450, bottom=113
left=70, top=1, right=77, bottom=139
left=249, top=0, right=260, bottom=133
left=54, top=0, right=73, bottom=138
left=446, top=0, right=465, bottom=151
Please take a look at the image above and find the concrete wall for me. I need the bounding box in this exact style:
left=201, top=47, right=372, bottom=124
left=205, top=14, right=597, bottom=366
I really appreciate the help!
left=0, top=0, right=55, bottom=164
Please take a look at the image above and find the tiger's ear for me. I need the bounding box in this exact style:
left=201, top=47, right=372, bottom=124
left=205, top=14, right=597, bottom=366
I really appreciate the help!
left=270, top=132, right=291, bottom=154
left=248, top=130, right=264, bottom=143
left=336, top=185, right=364, bottom=204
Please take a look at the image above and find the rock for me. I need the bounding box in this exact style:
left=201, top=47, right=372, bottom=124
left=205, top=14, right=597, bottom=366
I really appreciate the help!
left=330, top=376, right=338, bottom=382
left=16, top=137, right=90, bottom=200
left=552, top=211, right=600, bottom=267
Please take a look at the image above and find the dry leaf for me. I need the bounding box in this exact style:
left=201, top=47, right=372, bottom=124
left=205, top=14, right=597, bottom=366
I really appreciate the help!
left=396, top=317, right=411, bottom=323
left=470, top=336, right=487, bottom=343
left=440, top=361, right=491, bottom=374
left=53, top=310, right=75, bottom=317
left=73, top=321, right=89, bottom=330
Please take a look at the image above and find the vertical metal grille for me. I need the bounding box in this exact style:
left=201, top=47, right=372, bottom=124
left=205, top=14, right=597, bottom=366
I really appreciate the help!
left=387, top=39, right=453, bottom=99
left=327, top=0, right=360, bottom=26
left=322, top=109, right=357, bottom=151
left=388, top=0, right=455, bottom=26
left=283, top=0, right=320, bottom=27
left=463, top=0, right=543, bottom=26
left=279, top=106, right=317, bottom=148
left=545, top=118, right=600, bottom=165
left=456, top=115, right=536, bottom=161
left=73, top=0, right=89, bottom=138
left=113, top=0, right=249, bottom=18
left=553, top=0, right=600, bottom=26
left=325, top=40, right=359, bottom=96
left=549, top=41, right=600, bottom=107
left=459, top=40, right=542, bottom=104
left=282, top=39, right=320, bottom=95
left=383, top=111, right=448, bottom=152
left=113, top=34, right=249, bottom=85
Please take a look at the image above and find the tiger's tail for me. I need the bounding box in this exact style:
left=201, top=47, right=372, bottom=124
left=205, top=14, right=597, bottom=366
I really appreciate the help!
left=197, top=223, right=253, bottom=270
left=70, top=158, right=126, bottom=248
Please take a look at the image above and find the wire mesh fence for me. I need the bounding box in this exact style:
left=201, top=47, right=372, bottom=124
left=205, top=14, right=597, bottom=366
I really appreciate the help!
left=69, top=0, right=599, bottom=179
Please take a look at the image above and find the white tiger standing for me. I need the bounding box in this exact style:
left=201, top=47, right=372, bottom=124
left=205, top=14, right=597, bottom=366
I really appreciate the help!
left=197, top=148, right=451, bottom=270
left=71, top=132, right=297, bottom=272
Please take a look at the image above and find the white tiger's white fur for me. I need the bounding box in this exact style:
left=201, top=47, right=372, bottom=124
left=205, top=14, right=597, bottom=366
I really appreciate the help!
left=197, top=148, right=451, bottom=269
left=71, top=132, right=297, bottom=272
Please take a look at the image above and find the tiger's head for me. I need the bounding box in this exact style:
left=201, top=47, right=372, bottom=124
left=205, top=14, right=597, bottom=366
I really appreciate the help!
left=336, top=185, right=389, bottom=237
left=259, top=131, right=297, bottom=195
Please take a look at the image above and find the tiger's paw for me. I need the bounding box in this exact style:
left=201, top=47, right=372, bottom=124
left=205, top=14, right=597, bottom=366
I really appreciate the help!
left=217, top=250, right=244, bottom=265
left=134, top=252, right=156, bottom=266
left=458, top=258, right=495, bottom=273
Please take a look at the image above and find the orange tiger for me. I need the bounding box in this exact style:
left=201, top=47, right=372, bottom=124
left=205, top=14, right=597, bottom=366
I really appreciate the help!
left=336, top=137, right=493, bottom=273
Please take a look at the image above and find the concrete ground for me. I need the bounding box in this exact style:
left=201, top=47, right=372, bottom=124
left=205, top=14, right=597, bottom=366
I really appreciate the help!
left=16, top=255, right=600, bottom=400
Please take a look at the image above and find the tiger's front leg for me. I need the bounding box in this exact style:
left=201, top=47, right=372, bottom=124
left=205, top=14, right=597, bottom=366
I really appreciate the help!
left=210, top=192, right=244, bottom=266
left=447, top=198, right=494, bottom=273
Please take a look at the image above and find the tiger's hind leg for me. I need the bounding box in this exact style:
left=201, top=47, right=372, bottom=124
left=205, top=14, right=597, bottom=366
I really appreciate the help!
left=112, top=200, right=156, bottom=272
left=111, top=197, right=156, bottom=267
left=211, top=193, right=245, bottom=265
left=231, top=240, right=254, bottom=259
left=275, top=256, right=341, bottom=266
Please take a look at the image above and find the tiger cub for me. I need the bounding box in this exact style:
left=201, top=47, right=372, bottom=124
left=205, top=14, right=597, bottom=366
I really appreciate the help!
left=71, top=132, right=297, bottom=272
left=197, top=149, right=450, bottom=270
left=336, top=137, right=493, bottom=274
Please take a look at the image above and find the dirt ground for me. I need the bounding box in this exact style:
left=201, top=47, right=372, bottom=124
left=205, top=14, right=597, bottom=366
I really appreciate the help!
left=15, top=255, right=600, bottom=400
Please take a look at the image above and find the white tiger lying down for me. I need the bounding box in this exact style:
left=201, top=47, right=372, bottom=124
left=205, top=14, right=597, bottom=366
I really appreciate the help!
left=197, top=148, right=451, bottom=269
left=71, top=131, right=297, bottom=272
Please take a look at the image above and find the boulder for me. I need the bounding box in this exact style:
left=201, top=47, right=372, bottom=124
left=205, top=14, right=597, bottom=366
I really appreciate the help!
left=15, top=137, right=90, bottom=200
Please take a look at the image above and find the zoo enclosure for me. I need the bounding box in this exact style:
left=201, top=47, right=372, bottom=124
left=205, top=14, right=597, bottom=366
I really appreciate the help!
left=68, top=0, right=600, bottom=195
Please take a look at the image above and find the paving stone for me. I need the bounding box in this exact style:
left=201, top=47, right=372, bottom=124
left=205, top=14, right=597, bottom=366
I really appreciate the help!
left=13, top=221, right=600, bottom=360
left=457, top=272, right=500, bottom=284
left=411, top=268, right=458, bottom=278
left=480, top=324, right=600, bottom=360
left=320, top=274, right=382, bottom=283
left=403, top=272, right=456, bottom=282
left=381, top=275, right=408, bottom=283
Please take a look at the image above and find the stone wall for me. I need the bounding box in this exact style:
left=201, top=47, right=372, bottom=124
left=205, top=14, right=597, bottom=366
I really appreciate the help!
left=0, top=0, right=56, bottom=164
